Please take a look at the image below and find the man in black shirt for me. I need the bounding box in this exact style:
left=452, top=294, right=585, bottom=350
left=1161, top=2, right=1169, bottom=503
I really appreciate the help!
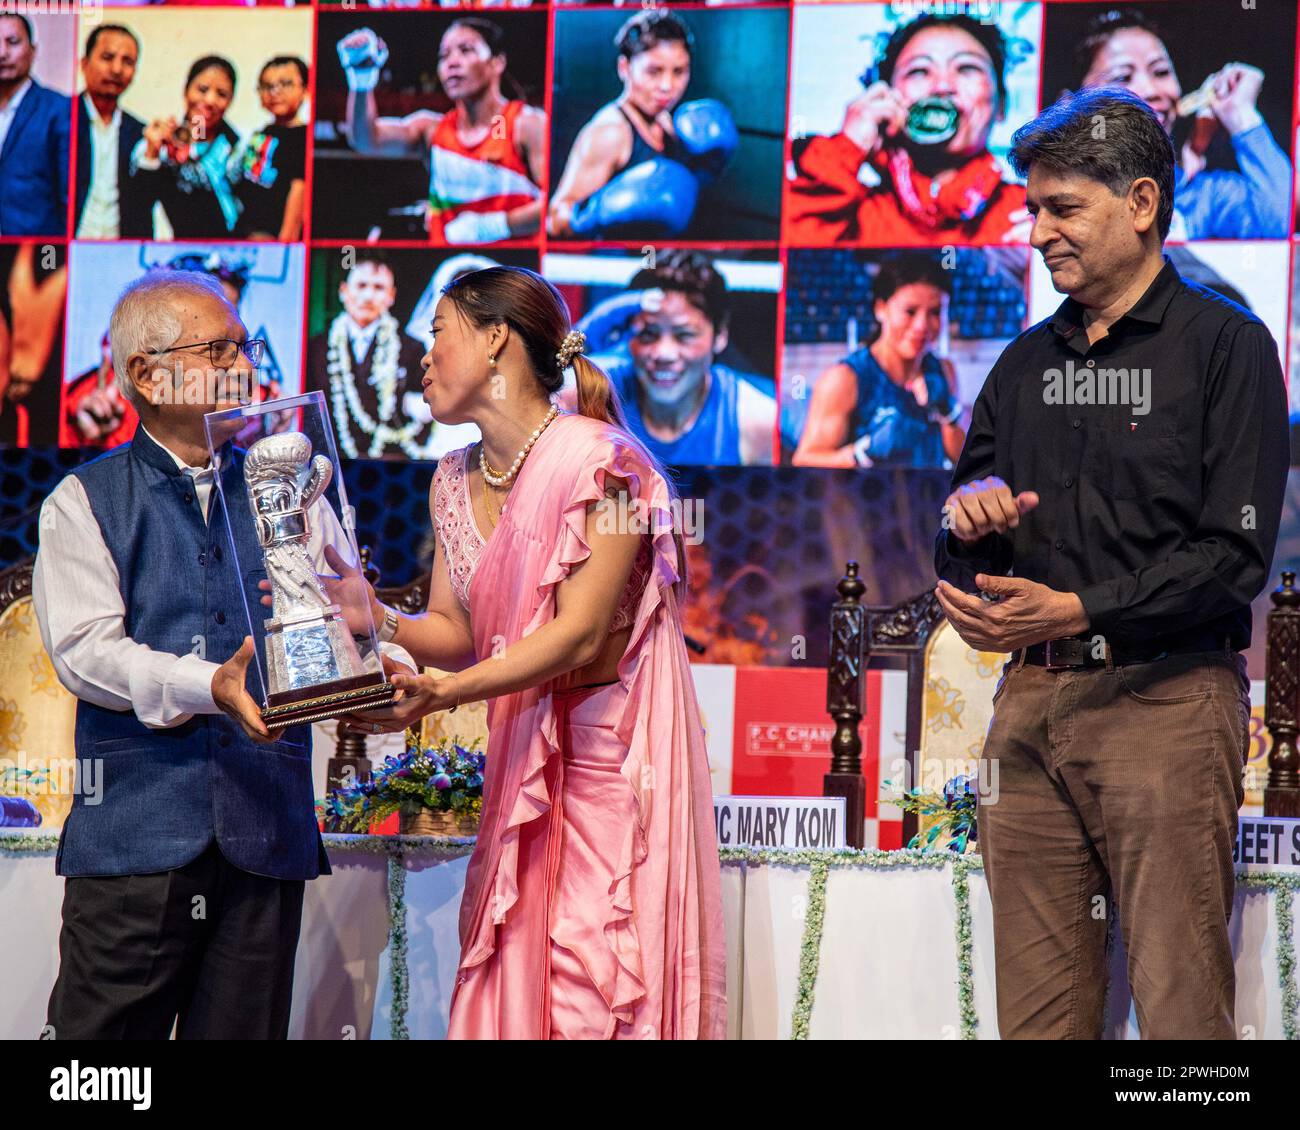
left=934, top=88, right=1288, bottom=1039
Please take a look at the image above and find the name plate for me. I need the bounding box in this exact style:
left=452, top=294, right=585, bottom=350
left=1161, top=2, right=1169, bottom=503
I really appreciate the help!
left=713, top=796, right=846, bottom=850
left=1234, top=816, right=1300, bottom=873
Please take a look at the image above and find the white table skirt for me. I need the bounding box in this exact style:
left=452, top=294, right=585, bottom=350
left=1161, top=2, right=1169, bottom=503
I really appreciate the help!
left=1, top=834, right=1295, bottom=1040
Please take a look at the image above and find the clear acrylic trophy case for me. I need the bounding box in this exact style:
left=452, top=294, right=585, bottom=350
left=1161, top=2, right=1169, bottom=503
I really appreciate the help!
left=204, top=391, right=396, bottom=730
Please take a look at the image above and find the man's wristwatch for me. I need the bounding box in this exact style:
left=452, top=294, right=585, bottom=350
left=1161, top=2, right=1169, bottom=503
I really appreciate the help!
left=376, top=604, right=399, bottom=644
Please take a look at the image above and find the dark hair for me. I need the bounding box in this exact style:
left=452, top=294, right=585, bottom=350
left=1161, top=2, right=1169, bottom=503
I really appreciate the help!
left=0, top=13, right=33, bottom=46
left=346, top=252, right=393, bottom=278
left=615, top=9, right=694, bottom=61
left=871, top=252, right=954, bottom=306
left=259, top=55, right=308, bottom=87
left=85, top=24, right=139, bottom=60
left=1074, top=7, right=1166, bottom=86
left=628, top=249, right=730, bottom=335
left=442, top=266, right=616, bottom=410
left=158, top=253, right=251, bottom=299
left=878, top=13, right=1007, bottom=113
left=445, top=17, right=505, bottom=56
left=1008, top=87, right=1175, bottom=240
left=441, top=265, right=688, bottom=590
left=186, top=55, right=237, bottom=92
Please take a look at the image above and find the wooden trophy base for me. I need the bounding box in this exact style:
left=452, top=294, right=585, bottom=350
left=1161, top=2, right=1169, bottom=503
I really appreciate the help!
left=262, top=676, right=397, bottom=731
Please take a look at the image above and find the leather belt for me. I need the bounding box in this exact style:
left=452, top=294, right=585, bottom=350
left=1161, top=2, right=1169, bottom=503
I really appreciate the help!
left=1022, top=632, right=1232, bottom=670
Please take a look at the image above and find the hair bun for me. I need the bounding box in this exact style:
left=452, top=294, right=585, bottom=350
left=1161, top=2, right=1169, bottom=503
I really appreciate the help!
left=556, top=329, right=587, bottom=371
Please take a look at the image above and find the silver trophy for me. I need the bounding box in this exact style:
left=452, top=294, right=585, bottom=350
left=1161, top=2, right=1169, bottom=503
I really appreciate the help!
left=245, top=431, right=394, bottom=729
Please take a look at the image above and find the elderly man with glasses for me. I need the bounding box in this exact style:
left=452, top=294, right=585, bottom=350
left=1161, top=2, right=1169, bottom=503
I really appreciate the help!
left=32, top=270, right=413, bottom=1040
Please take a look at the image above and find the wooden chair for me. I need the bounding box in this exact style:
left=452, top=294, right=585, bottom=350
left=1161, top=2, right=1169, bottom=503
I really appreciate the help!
left=0, top=558, right=77, bottom=829
left=825, top=562, right=1006, bottom=848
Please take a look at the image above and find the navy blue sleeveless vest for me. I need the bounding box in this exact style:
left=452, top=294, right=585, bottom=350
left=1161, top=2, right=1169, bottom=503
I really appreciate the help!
left=56, top=427, right=328, bottom=880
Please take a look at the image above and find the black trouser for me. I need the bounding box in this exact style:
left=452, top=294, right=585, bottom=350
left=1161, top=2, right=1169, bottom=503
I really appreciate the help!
left=45, top=842, right=306, bottom=1040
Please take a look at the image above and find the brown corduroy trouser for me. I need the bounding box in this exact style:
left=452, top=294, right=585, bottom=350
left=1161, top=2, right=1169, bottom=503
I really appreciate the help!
left=976, top=647, right=1250, bottom=1040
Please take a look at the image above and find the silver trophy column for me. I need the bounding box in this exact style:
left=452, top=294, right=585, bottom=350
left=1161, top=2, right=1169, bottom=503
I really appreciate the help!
left=245, top=433, right=367, bottom=704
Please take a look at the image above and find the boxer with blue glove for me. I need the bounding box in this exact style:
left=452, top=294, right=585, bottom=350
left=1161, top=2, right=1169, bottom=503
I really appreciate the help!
left=794, top=252, right=966, bottom=468
left=550, top=9, right=738, bottom=240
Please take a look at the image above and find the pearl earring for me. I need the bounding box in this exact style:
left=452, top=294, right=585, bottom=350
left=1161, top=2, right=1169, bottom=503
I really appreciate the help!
left=488, top=354, right=496, bottom=366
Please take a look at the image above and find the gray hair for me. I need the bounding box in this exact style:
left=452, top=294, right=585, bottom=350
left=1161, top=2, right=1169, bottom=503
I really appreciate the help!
left=1008, top=87, right=1175, bottom=241
left=109, top=271, right=231, bottom=409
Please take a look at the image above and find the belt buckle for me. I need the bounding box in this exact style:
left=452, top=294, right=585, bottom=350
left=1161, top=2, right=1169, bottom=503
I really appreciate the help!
left=1043, top=639, right=1078, bottom=671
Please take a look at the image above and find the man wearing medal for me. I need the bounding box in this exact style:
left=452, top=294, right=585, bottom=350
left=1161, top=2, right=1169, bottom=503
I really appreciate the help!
left=307, top=253, right=433, bottom=460
left=786, top=11, right=1030, bottom=247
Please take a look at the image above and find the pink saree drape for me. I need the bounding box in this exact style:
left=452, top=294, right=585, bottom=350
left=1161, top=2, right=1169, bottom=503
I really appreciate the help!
left=445, top=412, right=727, bottom=1040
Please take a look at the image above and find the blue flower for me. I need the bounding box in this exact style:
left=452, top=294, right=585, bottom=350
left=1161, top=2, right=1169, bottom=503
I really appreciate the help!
left=432, top=773, right=453, bottom=790
left=943, top=775, right=973, bottom=808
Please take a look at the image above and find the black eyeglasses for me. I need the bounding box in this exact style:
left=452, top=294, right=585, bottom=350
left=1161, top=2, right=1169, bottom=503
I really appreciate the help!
left=151, top=338, right=265, bottom=368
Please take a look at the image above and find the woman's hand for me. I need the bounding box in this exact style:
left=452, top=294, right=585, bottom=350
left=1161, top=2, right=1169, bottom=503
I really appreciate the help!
left=260, top=543, right=382, bottom=637
left=340, top=663, right=459, bottom=735
left=1206, top=62, right=1264, bottom=137
left=143, top=116, right=176, bottom=161
left=842, top=82, right=907, bottom=156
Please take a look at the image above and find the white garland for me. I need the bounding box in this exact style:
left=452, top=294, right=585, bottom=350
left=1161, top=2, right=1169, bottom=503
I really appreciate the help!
left=326, top=314, right=426, bottom=459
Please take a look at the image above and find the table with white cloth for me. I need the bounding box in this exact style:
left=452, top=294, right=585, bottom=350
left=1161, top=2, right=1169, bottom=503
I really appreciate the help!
left=1, top=832, right=1296, bottom=1039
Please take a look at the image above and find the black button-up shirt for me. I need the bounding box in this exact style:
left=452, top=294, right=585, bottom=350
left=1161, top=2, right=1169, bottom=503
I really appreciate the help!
left=935, top=255, right=1289, bottom=650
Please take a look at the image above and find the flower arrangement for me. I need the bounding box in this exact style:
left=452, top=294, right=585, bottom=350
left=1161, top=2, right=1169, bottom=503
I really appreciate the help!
left=0, top=766, right=46, bottom=827
left=322, top=731, right=484, bottom=835
left=884, top=775, right=978, bottom=853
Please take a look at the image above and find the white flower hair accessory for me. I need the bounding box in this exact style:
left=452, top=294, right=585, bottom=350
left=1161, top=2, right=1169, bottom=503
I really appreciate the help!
left=556, top=329, right=587, bottom=371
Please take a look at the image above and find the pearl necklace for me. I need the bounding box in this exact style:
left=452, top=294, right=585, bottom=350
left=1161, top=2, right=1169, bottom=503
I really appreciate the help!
left=480, top=405, right=560, bottom=487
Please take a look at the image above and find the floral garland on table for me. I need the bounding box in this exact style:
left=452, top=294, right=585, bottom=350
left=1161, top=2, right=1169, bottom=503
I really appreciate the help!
left=387, top=850, right=409, bottom=1040
left=326, top=314, right=427, bottom=459
left=1240, top=872, right=1300, bottom=1041
left=720, top=847, right=978, bottom=1039
left=951, top=854, right=979, bottom=1038
left=0, top=832, right=57, bottom=853
left=720, top=848, right=1300, bottom=1042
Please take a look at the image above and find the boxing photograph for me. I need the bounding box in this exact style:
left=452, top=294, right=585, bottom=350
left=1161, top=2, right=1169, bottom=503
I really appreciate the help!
left=0, top=243, right=66, bottom=449
left=306, top=246, right=538, bottom=459
left=313, top=10, right=547, bottom=244
left=60, top=243, right=305, bottom=450
left=84, top=8, right=313, bottom=242
left=548, top=6, right=785, bottom=242
left=784, top=3, right=1040, bottom=246
left=543, top=246, right=779, bottom=464
left=1040, top=0, right=1296, bottom=240
left=784, top=247, right=1027, bottom=468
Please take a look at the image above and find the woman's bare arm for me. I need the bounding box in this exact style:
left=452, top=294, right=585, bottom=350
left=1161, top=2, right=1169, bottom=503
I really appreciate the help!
left=380, top=533, right=478, bottom=671
left=446, top=477, right=642, bottom=703
left=546, top=117, right=628, bottom=237
left=791, top=363, right=859, bottom=467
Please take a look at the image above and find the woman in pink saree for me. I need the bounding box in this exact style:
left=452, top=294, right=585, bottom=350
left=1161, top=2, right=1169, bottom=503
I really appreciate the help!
left=345, top=265, right=727, bottom=1039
